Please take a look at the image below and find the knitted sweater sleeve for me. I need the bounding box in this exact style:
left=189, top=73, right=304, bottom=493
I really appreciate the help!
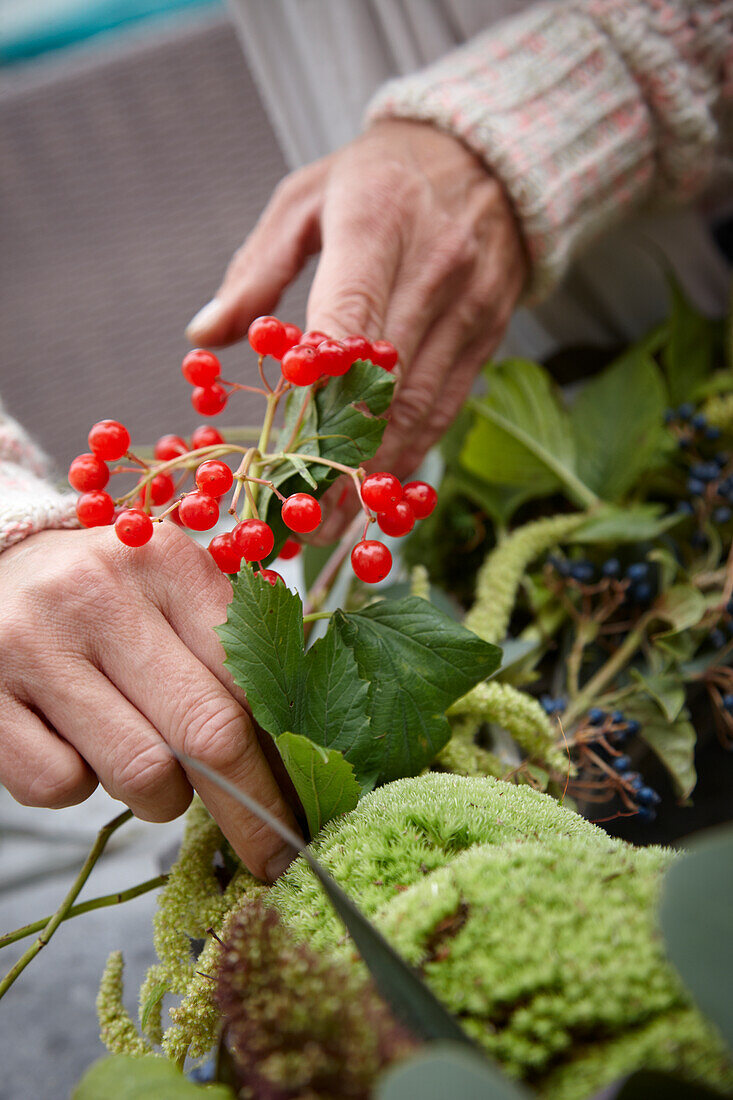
left=0, top=400, right=78, bottom=553
left=366, top=0, right=733, bottom=298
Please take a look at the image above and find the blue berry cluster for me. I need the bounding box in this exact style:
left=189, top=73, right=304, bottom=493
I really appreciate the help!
left=547, top=555, right=657, bottom=606
left=667, top=405, right=732, bottom=539
left=539, top=695, right=566, bottom=716
left=580, top=708, right=660, bottom=822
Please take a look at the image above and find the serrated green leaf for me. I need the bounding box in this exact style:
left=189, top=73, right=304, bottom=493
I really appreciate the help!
left=654, top=584, right=708, bottom=637
left=276, top=733, right=360, bottom=836
left=461, top=361, right=593, bottom=506
left=311, top=360, right=394, bottom=473
left=72, top=1055, right=233, bottom=1098
left=333, top=597, right=501, bottom=784
left=662, top=273, right=719, bottom=404
left=569, top=349, right=667, bottom=500
left=660, top=826, right=733, bottom=1053
left=300, top=626, right=371, bottom=761
left=377, top=1044, right=527, bottom=1100
left=570, top=503, right=682, bottom=544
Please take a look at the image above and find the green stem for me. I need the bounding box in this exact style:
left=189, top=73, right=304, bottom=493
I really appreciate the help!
left=0, top=873, right=167, bottom=950
left=0, top=809, right=132, bottom=1001
left=302, top=611, right=333, bottom=624
left=246, top=391, right=281, bottom=518
left=564, top=615, right=651, bottom=725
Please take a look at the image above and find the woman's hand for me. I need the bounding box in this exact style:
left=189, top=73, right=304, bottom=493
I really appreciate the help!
left=0, top=526, right=298, bottom=881
left=186, top=119, right=527, bottom=540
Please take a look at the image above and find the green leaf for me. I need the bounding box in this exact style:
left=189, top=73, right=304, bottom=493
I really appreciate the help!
left=300, top=626, right=371, bottom=762
left=629, top=701, right=697, bottom=799
left=653, top=584, right=708, bottom=637
left=285, top=453, right=318, bottom=489
left=662, top=273, right=719, bottom=404
left=73, top=1055, right=233, bottom=1098
left=660, top=826, right=733, bottom=1053
left=140, top=979, right=169, bottom=1033
left=612, top=1069, right=727, bottom=1099
left=333, top=597, right=501, bottom=785
left=569, top=349, right=667, bottom=500
left=177, top=753, right=476, bottom=1050
left=461, top=360, right=596, bottom=508
left=377, top=1044, right=528, bottom=1100
left=311, top=360, right=394, bottom=473
left=570, top=503, right=682, bottom=544
left=276, top=733, right=360, bottom=836
left=628, top=669, right=686, bottom=723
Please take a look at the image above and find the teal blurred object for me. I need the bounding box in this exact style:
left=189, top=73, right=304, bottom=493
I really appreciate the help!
left=0, top=0, right=222, bottom=64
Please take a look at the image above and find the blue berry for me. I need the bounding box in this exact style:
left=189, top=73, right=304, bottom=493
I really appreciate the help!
left=705, top=426, right=722, bottom=442
left=601, top=557, right=621, bottom=578
left=637, top=806, right=657, bottom=823
left=722, top=693, right=733, bottom=711
left=687, top=478, right=706, bottom=497
left=713, top=506, right=732, bottom=525
left=690, top=531, right=708, bottom=549
left=714, top=452, right=729, bottom=468
left=677, top=403, right=694, bottom=421
left=691, top=412, right=707, bottom=431
left=630, top=581, right=653, bottom=604
left=678, top=435, right=691, bottom=450
left=588, top=707, right=606, bottom=726
left=540, top=694, right=555, bottom=714
left=611, top=709, right=625, bottom=725
left=613, top=755, right=631, bottom=772
left=627, top=773, right=644, bottom=792
left=626, top=562, right=649, bottom=582
left=664, top=408, right=676, bottom=425
left=637, top=785, right=661, bottom=807
left=624, top=719, right=641, bottom=736
left=711, top=628, right=727, bottom=649
left=676, top=500, right=695, bottom=516
left=570, top=561, right=595, bottom=584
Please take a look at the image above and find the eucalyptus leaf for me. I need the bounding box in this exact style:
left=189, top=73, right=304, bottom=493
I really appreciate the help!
left=461, top=360, right=596, bottom=508
left=660, top=826, right=733, bottom=1052
left=334, top=597, right=501, bottom=784
left=569, top=349, right=667, bottom=500
left=72, top=1055, right=233, bottom=1099
left=176, top=753, right=476, bottom=1050
left=377, top=1044, right=527, bottom=1100
left=276, top=733, right=360, bottom=836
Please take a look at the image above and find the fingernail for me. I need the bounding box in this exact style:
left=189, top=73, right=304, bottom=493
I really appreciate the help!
left=185, top=298, right=224, bottom=341
left=265, top=845, right=296, bottom=882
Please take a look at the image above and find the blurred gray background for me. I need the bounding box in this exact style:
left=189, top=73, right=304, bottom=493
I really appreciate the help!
left=0, top=5, right=308, bottom=1097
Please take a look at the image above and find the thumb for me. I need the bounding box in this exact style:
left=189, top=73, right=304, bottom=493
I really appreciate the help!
left=185, top=164, right=327, bottom=347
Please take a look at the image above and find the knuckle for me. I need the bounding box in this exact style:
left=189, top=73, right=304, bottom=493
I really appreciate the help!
left=389, top=388, right=434, bottom=434
left=110, top=742, right=178, bottom=806
left=23, top=758, right=94, bottom=809
left=182, top=697, right=253, bottom=775
left=313, top=283, right=385, bottom=337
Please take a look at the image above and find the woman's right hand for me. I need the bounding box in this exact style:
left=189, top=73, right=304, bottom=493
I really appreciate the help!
left=0, top=525, right=298, bottom=881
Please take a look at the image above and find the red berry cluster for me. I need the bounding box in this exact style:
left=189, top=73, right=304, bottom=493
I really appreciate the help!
left=69, top=320, right=436, bottom=591
left=248, top=315, right=398, bottom=387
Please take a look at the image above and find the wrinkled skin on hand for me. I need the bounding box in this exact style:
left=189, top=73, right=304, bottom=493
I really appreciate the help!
left=187, top=119, right=527, bottom=541
left=0, top=526, right=298, bottom=881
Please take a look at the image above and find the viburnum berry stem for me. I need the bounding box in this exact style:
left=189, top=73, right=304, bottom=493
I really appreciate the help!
left=124, top=451, right=149, bottom=470
left=220, top=380, right=271, bottom=398
left=302, top=611, right=333, bottom=624
left=229, top=447, right=257, bottom=518
left=257, top=354, right=274, bottom=395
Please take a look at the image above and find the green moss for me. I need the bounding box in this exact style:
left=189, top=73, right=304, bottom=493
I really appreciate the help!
left=271, top=773, right=617, bottom=954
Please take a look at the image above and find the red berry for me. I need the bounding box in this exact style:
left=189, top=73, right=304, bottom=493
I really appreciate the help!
left=76, top=490, right=115, bottom=528
left=377, top=500, right=415, bottom=537
left=115, top=508, right=154, bottom=547
left=208, top=532, right=243, bottom=574
left=351, top=540, right=392, bottom=583
left=195, top=460, right=233, bottom=497
left=68, top=453, right=109, bottom=492
left=248, top=316, right=288, bottom=359
left=361, top=472, right=402, bottom=512
left=281, top=493, right=322, bottom=534
left=191, top=425, right=224, bottom=449
left=138, top=473, right=175, bottom=507
left=178, top=491, right=220, bottom=531
left=403, top=481, right=438, bottom=519
left=278, top=538, right=302, bottom=560
left=181, top=348, right=220, bottom=387
left=232, top=519, right=275, bottom=562
left=317, top=339, right=351, bottom=377
left=191, top=383, right=227, bottom=416
left=154, top=435, right=188, bottom=461
left=370, top=339, right=399, bottom=371
left=88, top=420, right=130, bottom=461
left=299, top=329, right=330, bottom=350
left=258, top=568, right=284, bottom=586
left=281, top=345, right=321, bottom=387
left=342, top=335, right=372, bottom=364
left=282, top=323, right=303, bottom=353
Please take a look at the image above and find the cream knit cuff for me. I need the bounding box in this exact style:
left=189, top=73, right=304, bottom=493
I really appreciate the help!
left=366, top=0, right=726, bottom=299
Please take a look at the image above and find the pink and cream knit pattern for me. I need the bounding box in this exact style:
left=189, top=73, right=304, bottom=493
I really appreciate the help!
left=0, top=399, right=78, bottom=552
left=367, top=0, right=733, bottom=297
